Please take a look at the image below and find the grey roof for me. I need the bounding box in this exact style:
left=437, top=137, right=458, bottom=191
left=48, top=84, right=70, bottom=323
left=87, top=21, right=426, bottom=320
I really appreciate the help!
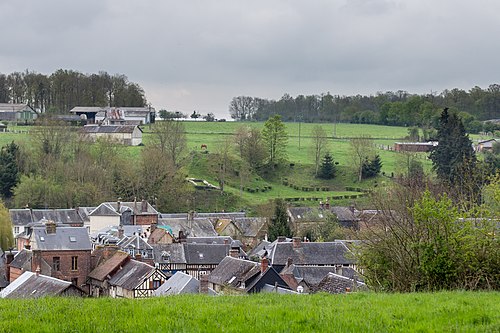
left=76, top=207, right=96, bottom=222
left=160, top=212, right=246, bottom=219
left=330, top=206, right=360, bottom=222
left=108, top=260, right=155, bottom=290
left=152, top=243, right=186, bottom=264
left=311, top=272, right=367, bottom=294
left=280, top=265, right=340, bottom=286
left=90, top=201, right=158, bottom=217
left=31, top=209, right=84, bottom=225
left=158, top=218, right=217, bottom=237
left=207, top=256, right=260, bottom=287
left=260, top=284, right=298, bottom=294
left=0, top=103, right=35, bottom=113
left=70, top=106, right=107, bottom=114
left=9, top=249, right=33, bottom=269
left=186, top=236, right=233, bottom=245
left=119, top=235, right=152, bottom=250
left=10, top=209, right=84, bottom=226
left=287, top=207, right=326, bottom=222
left=153, top=272, right=199, bottom=296
left=270, top=241, right=354, bottom=266
left=82, top=125, right=139, bottom=134
left=0, top=271, right=76, bottom=298
left=32, top=226, right=92, bottom=251
left=233, top=217, right=267, bottom=237
left=248, top=240, right=272, bottom=258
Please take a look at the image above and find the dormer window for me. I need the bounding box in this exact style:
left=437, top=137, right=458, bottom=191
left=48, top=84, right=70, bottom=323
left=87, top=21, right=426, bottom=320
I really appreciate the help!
left=69, top=236, right=77, bottom=242
left=40, top=236, right=45, bottom=242
left=198, top=253, right=204, bottom=259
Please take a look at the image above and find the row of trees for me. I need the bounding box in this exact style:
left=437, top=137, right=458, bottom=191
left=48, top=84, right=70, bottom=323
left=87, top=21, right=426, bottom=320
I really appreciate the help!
left=229, top=86, right=500, bottom=133
left=0, top=70, right=146, bottom=113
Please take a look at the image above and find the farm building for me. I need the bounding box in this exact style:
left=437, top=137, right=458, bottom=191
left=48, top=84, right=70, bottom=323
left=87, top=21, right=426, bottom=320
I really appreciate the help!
left=70, top=106, right=155, bottom=125
left=0, top=103, right=38, bottom=124
left=394, top=142, right=437, bottom=152
left=81, top=125, right=142, bottom=146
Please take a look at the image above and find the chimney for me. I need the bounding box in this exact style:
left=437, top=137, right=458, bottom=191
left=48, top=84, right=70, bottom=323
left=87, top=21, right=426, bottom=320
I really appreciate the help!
left=260, top=257, right=269, bottom=274
left=199, top=274, right=209, bottom=294
left=229, top=248, right=239, bottom=258
left=319, top=201, right=324, bottom=209
left=35, top=265, right=41, bottom=277
left=277, top=236, right=286, bottom=243
left=118, top=225, right=124, bottom=239
left=117, top=198, right=121, bottom=213
left=150, top=221, right=157, bottom=233
left=141, top=199, right=147, bottom=213
left=223, top=238, right=229, bottom=245
left=336, top=265, right=343, bottom=276
left=292, top=237, right=301, bottom=248
left=6, top=251, right=14, bottom=282
left=286, top=257, right=293, bottom=267
left=179, top=230, right=186, bottom=243
left=33, top=250, right=42, bottom=273
left=135, top=253, right=142, bottom=261
left=45, top=220, right=56, bottom=234
left=349, top=204, right=355, bottom=214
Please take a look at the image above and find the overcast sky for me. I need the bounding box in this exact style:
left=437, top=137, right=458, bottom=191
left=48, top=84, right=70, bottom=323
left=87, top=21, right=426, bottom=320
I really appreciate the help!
left=1, top=1, right=499, bottom=118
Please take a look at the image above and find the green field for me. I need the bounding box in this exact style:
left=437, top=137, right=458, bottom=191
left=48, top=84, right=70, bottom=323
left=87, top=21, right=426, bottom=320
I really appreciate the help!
left=0, top=292, right=498, bottom=332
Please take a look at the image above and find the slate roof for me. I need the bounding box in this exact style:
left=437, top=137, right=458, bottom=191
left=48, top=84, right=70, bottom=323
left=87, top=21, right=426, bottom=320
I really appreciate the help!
left=310, top=272, right=367, bottom=294
left=70, top=106, right=107, bottom=114
left=160, top=212, right=246, bottom=219
left=152, top=243, right=186, bottom=264
left=207, top=256, right=260, bottom=288
left=270, top=241, right=354, bottom=266
left=280, top=265, right=340, bottom=286
left=287, top=207, right=326, bottom=222
left=158, top=218, right=217, bottom=237
left=118, top=235, right=152, bottom=251
left=88, top=251, right=130, bottom=281
left=89, top=203, right=120, bottom=217
left=90, top=201, right=158, bottom=217
left=9, top=249, right=33, bottom=269
left=10, top=209, right=84, bottom=226
left=233, top=217, right=267, bottom=237
left=330, top=206, right=360, bottom=222
left=0, top=272, right=79, bottom=298
left=32, top=226, right=92, bottom=251
left=81, top=125, right=139, bottom=134
left=183, top=244, right=232, bottom=265
left=153, top=271, right=199, bottom=296
left=186, top=236, right=233, bottom=245
left=260, top=284, right=297, bottom=294
left=108, top=260, right=155, bottom=290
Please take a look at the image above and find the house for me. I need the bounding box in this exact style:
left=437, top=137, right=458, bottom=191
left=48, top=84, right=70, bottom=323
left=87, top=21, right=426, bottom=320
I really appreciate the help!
left=158, top=216, right=218, bottom=238
left=81, top=124, right=143, bottom=146
left=215, top=217, right=267, bottom=249
left=207, top=256, right=290, bottom=294
left=269, top=237, right=355, bottom=271
left=280, top=262, right=362, bottom=293
left=152, top=242, right=246, bottom=279
left=0, top=250, right=9, bottom=291
left=0, top=271, right=85, bottom=298
left=287, top=205, right=360, bottom=233
left=476, top=139, right=498, bottom=152
left=108, top=259, right=167, bottom=298
left=9, top=221, right=92, bottom=292
left=87, top=246, right=131, bottom=297
left=0, top=103, right=38, bottom=124
left=10, top=208, right=85, bottom=239
left=117, top=233, right=154, bottom=263
left=86, top=200, right=158, bottom=234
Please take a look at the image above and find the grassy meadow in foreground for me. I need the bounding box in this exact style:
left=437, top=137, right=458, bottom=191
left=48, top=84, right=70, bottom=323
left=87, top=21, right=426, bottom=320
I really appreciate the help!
left=0, top=292, right=498, bottom=333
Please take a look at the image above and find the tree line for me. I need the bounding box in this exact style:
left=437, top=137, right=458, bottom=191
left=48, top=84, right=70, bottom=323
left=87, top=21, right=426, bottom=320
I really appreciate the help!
left=229, top=86, right=500, bottom=133
left=0, top=69, right=146, bottom=113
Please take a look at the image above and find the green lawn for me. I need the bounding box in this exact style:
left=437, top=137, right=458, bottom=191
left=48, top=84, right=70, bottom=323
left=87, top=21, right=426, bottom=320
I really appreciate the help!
left=0, top=292, right=498, bottom=332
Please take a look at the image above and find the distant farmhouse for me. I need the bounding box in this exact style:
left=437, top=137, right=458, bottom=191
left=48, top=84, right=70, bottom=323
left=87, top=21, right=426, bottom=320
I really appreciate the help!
left=70, top=106, right=155, bottom=125
left=394, top=141, right=438, bottom=152
left=0, top=103, right=38, bottom=124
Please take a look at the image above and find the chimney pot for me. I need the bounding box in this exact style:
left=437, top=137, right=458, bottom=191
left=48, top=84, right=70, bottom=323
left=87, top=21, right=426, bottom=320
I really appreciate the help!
left=229, top=248, right=239, bottom=258
left=45, top=220, right=57, bottom=234
left=286, top=257, right=293, bottom=267
left=260, top=257, right=269, bottom=274
left=292, top=237, right=301, bottom=248
left=277, top=236, right=286, bottom=243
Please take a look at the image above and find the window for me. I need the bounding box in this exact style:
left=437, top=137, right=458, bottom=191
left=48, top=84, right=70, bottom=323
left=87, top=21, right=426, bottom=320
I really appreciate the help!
left=71, top=256, right=78, bottom=270
left=14, top=227, right=19, bottom=234
left=53, top=257, right=60, bottom=271
left=152, top=279, right=161, bottom=289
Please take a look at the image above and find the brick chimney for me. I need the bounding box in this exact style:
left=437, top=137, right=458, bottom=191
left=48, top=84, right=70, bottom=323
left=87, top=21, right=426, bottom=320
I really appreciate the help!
left=6, top=251, right=14, bottom=282
left=292, top=237, right=302, bottom=248
left=117, top=198, right=121, bottom=213
left=199, top=274, right=209, bottom=294
left=260, top=257, right=269, bottom=274
left=229, top=248, right=239, bottom=258
left=150, top=221, right=157, bottom=233
left=118, top=225, right=124, bottom=239
left=45, top=220, right=56, bottom=234
left=32, top=250, right=42, bottom=273
left=286, top=257, right=293, bottom=267
left=141, top=199, right=148, bottom=213
left=135, top=253, right=142, bottom=262
left=277, top=236, right=286, bottom=243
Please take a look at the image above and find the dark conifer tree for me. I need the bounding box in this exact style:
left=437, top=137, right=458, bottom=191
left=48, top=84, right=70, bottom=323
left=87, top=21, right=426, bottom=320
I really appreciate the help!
left=268, top=198, right=292, bottom=241
left=0, top=142, right=19, bottom=198
left=318, top=152, right=336, bottom=179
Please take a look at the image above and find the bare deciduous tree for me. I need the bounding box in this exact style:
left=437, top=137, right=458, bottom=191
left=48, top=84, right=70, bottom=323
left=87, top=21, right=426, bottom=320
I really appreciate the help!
left=350, top=136, right=375, bottom=181
left=311, top=125, right=329, bottom=176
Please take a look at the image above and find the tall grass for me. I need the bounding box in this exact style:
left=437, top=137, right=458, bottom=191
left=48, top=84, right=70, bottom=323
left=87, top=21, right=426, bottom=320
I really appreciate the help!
left=0, top=292, right=498, bottom=332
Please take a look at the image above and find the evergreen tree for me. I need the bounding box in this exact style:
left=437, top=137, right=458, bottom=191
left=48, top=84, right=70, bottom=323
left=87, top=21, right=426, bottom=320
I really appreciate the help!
left=430, top=108, right=476, bottom=185
left=268, top=198, right=292, bottom=241
left=0, top=142, right=19, bottom=198
left=361, top=154, right=382, bottom=179
left=317, top=152, right=336, bottom=179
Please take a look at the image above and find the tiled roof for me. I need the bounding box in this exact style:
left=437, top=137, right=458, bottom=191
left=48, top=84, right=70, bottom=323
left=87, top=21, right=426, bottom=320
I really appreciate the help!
left=233, top=217, right=267, bottom=237
left=88, top=251, right=130, bottom=281
left=310, top=272, right=367, bottom=294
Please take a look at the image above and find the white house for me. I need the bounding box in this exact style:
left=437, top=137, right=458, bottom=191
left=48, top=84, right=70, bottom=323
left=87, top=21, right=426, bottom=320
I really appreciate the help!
left=81, top=125, right=143, bottom=146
